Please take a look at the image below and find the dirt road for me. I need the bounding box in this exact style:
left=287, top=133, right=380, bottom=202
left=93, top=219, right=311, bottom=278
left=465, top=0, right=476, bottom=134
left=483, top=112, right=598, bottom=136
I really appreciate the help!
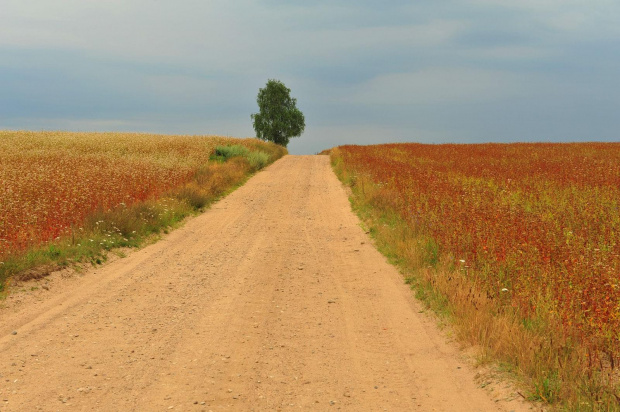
left=0, top=156, right=530, bottom=411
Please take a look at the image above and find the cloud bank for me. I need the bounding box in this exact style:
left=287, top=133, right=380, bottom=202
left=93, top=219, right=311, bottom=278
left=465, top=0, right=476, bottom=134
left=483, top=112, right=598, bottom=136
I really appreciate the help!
left=1, top=0, right=618, bottom=153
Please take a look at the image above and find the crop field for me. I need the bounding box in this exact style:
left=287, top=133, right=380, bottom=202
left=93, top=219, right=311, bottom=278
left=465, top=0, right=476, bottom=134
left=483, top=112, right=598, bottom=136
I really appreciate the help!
left=0, top=131, right=284, bottom=266
left=332, top=142, right=620, bottom=405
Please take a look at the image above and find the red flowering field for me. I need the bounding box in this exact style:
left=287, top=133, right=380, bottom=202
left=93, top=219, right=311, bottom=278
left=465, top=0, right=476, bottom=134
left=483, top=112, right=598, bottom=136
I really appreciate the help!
left=0, top=131, right=280, bottom=260
left=332, top=142, right=620, bottom=404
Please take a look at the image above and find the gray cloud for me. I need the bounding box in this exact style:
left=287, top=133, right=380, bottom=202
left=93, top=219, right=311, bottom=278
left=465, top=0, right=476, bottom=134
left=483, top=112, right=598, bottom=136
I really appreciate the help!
left=1, top=0, right=619, bottom=154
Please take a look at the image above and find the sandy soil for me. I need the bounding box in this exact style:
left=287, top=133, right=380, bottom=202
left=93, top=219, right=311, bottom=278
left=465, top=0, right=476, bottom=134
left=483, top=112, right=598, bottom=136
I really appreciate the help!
left=0, top=156, right=534, bottom=411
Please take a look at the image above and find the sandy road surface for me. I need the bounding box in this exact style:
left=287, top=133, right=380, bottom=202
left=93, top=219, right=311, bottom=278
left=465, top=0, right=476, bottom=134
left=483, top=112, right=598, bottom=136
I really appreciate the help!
left=0, top=156, right=530, bottom=411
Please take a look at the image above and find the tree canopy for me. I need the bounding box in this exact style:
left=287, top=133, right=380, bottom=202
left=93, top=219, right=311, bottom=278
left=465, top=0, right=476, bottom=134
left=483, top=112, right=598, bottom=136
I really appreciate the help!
left=251, top=79, right=305, bottom=147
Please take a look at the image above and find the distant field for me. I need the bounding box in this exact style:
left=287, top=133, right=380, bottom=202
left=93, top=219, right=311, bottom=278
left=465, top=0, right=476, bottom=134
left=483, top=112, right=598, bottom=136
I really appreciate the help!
left=332, top=142, right=620, bottom=406
left=0, top=131, right=284, bottom=262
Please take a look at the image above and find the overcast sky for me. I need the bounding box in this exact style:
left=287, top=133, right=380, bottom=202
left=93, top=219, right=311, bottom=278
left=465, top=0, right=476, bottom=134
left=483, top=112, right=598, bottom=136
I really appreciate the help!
left=1, top=1, right=619, bottom=154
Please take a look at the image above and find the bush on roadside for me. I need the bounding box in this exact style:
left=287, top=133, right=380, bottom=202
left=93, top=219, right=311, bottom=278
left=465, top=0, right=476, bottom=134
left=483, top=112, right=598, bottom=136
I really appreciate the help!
left=213, top=145, right=249, bottom=161
left=246, top=151, right=270, bottom=171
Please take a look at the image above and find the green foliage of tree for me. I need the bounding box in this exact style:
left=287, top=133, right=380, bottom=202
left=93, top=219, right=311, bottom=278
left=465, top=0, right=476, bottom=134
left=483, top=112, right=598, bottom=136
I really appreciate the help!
left=251, top=79, right=305, bottom=147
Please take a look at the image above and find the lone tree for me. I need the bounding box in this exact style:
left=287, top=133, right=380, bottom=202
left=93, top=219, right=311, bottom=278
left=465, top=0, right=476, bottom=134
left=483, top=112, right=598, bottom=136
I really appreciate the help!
left=251, top=79, right=305, bottom=147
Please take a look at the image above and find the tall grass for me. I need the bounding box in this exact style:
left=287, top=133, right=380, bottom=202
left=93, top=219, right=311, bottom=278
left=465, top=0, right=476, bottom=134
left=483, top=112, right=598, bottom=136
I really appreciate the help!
left=214, top=144, right=249, bottom=160
left=212, top=145, right=271, bottom=171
